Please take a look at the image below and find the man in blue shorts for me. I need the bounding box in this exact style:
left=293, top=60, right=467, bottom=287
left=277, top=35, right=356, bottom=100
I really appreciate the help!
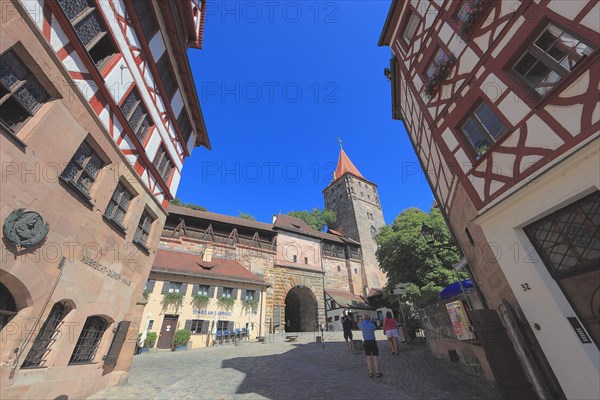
left=358, top=315, right=383, bottom=378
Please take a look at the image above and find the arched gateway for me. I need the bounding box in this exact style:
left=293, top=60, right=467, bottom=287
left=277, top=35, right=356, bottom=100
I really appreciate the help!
left=284, top=286, right=318, bottom=332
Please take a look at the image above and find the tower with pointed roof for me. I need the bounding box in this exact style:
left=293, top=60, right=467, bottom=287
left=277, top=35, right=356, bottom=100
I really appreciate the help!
left=323, top=146, right=387, bottom=293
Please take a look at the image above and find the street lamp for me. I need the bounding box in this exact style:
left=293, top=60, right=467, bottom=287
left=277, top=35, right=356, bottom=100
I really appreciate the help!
left=420, top=223, right=473, bottom=310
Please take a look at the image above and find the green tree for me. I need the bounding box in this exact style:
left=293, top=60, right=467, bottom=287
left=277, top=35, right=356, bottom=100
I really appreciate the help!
left=287, top=208, right=336, bottom=231
left=238, top=212, right=256, bottom=221
left=169, top=198, right=207, bottom=211
left=375, top=207, right=464, bottom=307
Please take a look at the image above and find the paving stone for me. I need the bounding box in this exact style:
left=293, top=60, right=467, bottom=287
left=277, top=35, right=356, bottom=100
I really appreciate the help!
left=88, top=333, right=502, bottom=400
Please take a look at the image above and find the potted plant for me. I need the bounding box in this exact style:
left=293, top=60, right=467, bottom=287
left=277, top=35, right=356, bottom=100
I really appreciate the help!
left=173, top=329, right=191, bottom=351
left=143, top=289, right=152, bottom=300
left=218, top=296, right=235, bottom=310
left=459, top=0, right=490, bottom=39
left=191, top=293, right=211, bottom=310
left=424, top=56, right=456, bottom=99
left=161, top=292, right=184, bottom=313
left=143, top=332, right=157, bottom=353
left=242, top=297, right=259, bottom=313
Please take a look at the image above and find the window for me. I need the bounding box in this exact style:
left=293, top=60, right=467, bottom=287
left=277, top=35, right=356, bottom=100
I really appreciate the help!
left=156, top=53, right=176, bottom=98
left=134, top=210, right=154, bottom=246
left=221, top=287, right=233, bottom=299
left=104, top=182, right=133, bottom=226
left=196, top=285, right=209, bottom=296
left=189, top=319, right=208, bottom=334
left=152, top=145, right=174, bottom=183
left=354, top=268, right=358, bottom=274
left=304, top=257, right=308, bottom=264
left=245, top=290, right=256, bottom=301
left=177, top=109, right=192, bottom=144
left=144, top=279, right=156, bottom=292
left=334, top=315, right=340, bottom=321
left=0, top=50, right=50, bottom=132
left=148, top=319, right=154, bottom=329
left=61, top=141, right=105, bottom=196
left=165, top=282, right=183, bottom=293
left=293, top=255, right=297, bottom=263
left=456, top=1, right=473, bottom=23
left=69, top=316, right=108, bottom=365
left=461, top=101, right=508, bottom=158
left=56, top=0, right=117, bottom=69
left=371, top=226, right=378, bottom=240
left=402, top=12, right=419, bottom=44
left=22, top=302, right=71, bottom=368
left=337, top=265, right=341, bottom=272
left=120, top=88, right=152, bottom=143
left=131, top=0, right=157, bottom=39
left=513, top=23, right=593, bottom=96
left=426, top=48, right=449, bottom=79
left=367, top=194, right=371, bottom=200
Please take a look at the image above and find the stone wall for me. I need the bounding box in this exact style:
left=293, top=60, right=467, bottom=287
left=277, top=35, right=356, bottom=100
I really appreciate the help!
left=322, top=255, right=351, bottom=292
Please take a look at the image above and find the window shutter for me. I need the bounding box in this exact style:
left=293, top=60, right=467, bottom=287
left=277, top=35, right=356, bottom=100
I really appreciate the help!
left=227, top=321, right=235, bottom=331
left=161, top=281, right=170, bottom=294
left=184, top=320, right=192, bottom=331
left=232, top=288, right=238, bottom=300
left=192, top=284, right=199, bottom=296
left=146, top=280, right=156, bottom=292
left=208, top=286, right=215, bottom=298
left=201, top=320, right=210, bottom=334
left=241, top=290, right=246, bottom=300
left=217, top=287, right=222, bottom=298
left=104, top=321, right=131, bottom=366
left=180, top=283, right=188, bottom=295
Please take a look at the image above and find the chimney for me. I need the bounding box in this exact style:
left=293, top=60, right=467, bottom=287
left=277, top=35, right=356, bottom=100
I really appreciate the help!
left=272, top=214, right=277, bottom=224
left=203, top=246, right=213, bottom=262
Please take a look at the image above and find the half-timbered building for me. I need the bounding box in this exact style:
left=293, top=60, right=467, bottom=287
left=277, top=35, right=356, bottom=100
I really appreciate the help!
left=0, top=0, right=208, bottom=398
left=379, top=1, right=599, bottom=399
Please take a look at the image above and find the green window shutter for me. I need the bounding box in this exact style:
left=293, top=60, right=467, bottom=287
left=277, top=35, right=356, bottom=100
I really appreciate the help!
left=161, top=282, right=170, bottom=294
left=184, top=320, right=192, bottom=331
left=104, top=321, right=131, bottom=366
left=180, top=283, right=188, bottom=295
left=208, top=286, right=215, bottom=297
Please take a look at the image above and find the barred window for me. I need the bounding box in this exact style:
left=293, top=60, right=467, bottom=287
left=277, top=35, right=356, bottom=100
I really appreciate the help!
left=152, top=145, right=174, bottom=183
left=514, top=23, right=594, bottom=96
left=56, top=0, right=118, bottom=69
left=120, top=88, right=152, bottom=143
left=61, top=141, right=105, bottom=195
left=134, top=211, right=154, bottom=246
left=105, top=182, right=133, bottom=225
left=177, top=109, right=192, bottom=145
left=69, top=316, right=108, bottom=365
left=131, top=0, right=157, bottom=38
left=156, top=53, right=176, bottom=98
left=0, top=50, right=50, bottom=132
left=22, top=302, right=71, bottom=368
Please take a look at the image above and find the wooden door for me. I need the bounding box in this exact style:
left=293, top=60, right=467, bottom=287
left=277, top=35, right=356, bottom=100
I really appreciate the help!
left=157, top=315, right=178, bottom=349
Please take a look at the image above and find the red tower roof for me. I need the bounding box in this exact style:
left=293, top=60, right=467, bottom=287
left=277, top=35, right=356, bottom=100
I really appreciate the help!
left=334, top=149, right=365, bottom=180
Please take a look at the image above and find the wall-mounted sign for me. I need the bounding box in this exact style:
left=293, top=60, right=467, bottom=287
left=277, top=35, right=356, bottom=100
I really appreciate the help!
left=81, top=256, right=131, bottom=286
left=3, top=208, right=49, bottom=248
left=567, top=317, right=592, bottom=344
left=193, top=309, right=232, bottom=317
left=446, top=300, right=476, bottom=340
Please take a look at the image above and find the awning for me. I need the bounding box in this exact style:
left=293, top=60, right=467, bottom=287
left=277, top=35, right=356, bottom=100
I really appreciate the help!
left=439, top=280, right=474, bottom=299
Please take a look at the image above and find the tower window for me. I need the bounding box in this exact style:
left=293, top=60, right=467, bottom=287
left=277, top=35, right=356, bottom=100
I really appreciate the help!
left=337, top=265, right=340, bottom=272
left=293, top=255, right=297, bottom=263
left=354, top=268, right=358, bottom=274
left=304, top=257, right=308, bottom=264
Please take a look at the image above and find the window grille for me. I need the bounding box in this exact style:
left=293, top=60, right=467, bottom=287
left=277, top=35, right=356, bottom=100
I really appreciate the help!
left=61, top=141, right=104, bottom=195
left=461, top=101, right=508, bottom=158
left=21, top=302, right=70, bottom=368
left=134, top=211, right=153, bottom=246
left=156, top=53, right=176, bottom=98
left=514, top=23, right=593, bottom=96
left=120, top=88, right=152, bottom=142
left=56, top=0, right=117, bottom=68
left=0, top=50, right=49, bottom=131
left=105, top=183, right=133, bottom=225
left=152, top=146, right=174, bottom=183
left=131, top=0, right=157, bottom=38
left=69, top=316, right=108, bottom=365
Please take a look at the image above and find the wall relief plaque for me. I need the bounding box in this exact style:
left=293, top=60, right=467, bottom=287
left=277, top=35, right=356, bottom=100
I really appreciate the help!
left=3, top=208, right=49, bottom=249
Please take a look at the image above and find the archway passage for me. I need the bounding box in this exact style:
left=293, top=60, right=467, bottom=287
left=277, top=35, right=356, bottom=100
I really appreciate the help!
left=284, top=286, right=317, bottom=332
left=0, top=281, right=17, bottom=330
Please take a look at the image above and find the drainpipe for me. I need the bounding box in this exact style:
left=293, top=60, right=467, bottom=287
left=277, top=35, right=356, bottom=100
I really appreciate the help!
left=258, top=288, right=264, bottom=338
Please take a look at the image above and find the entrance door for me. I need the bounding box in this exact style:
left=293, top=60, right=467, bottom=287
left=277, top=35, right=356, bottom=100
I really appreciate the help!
left=157, top=315, right=178, bottom=349
left=284, top=286, right=317, bottom=332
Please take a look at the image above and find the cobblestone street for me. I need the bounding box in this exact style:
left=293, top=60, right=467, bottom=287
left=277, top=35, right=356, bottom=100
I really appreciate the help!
left=89, top=332, right=502, bottom=400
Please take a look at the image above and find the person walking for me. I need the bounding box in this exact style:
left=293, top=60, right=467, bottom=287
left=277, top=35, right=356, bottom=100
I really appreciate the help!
left=383, top=311, right=400, bottom=355
left=341, top=311, right=355, bottom=351
left=358, top=315, right=383, bottom=378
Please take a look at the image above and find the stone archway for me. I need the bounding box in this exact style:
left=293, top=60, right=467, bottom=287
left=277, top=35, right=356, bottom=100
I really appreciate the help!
left=0, top=281, right=17, bottom=330
left=284, top=286, right=317, bottom=332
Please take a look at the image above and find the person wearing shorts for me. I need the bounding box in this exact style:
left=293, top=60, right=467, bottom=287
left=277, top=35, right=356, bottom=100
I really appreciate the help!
left=341, top=311, right=355, bottom=351
left=383, top=311, right=400, bottom=355
left=358, top=315, right=383, bottom=378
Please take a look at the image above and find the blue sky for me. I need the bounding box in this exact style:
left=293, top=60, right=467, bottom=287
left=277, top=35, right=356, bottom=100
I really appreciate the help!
left=177, top=1, right=434, bottom=225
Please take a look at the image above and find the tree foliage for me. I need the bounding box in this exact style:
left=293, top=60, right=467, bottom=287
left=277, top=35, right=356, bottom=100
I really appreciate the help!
left=169, top=198, right=207, bottom=211
left=238, top=212, right=256, bottom=221
left=375, top=207, right=464, bottom=307
left=287, top=208, right=337, bottom=231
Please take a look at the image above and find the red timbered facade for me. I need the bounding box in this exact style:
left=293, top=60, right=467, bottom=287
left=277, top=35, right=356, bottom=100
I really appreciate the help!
left=380, top=1, right=599, bottom=399
left=1, top=1, right=209, bottom=398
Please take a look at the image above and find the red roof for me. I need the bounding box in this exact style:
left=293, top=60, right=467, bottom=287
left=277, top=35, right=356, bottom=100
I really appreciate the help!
left=325, top=289, right=372, bottom=310
left=334, top=149, right=364, bottom=180
left=152, top=249, right=269, bottom=286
